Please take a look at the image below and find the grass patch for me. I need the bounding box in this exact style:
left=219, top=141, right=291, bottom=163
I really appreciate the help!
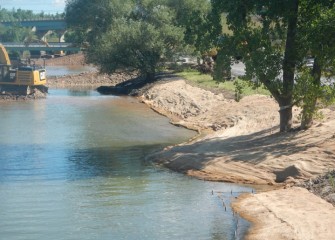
left=176, top=69, right=270, bottom=97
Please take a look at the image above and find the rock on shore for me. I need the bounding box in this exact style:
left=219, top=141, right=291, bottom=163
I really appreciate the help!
left=0, top=88, right=47, bottom=101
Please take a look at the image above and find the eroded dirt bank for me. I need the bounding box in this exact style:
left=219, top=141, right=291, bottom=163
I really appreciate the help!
left=46, top=71, right=138, bottom=89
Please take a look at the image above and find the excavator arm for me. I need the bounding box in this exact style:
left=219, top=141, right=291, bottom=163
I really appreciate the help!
left=0, top=44, right=11, bottom=65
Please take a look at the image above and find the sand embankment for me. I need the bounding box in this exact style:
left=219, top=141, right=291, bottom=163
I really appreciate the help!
left=142, top=79, right=335, bottom=185
left=140, top=78, right=335, bottom=240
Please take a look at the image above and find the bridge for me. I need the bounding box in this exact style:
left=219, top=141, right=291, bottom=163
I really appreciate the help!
left=0, top=18, right=66, bottom=31
left=0, top=18, right=67, bottom=42
left=0, top=19, right=80, bottom=53
left=2, top=42, right=81, bottom=52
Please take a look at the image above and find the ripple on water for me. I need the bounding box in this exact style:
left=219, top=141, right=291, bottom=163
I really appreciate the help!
left=0, top=89, right=250, bottom=239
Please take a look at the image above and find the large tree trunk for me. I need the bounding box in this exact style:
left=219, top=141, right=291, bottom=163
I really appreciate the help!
left=301, top=58, right=322, bottom=129
left=280, top=0, right=299, bottom=132
left=279, top=99, right=293, bottom=132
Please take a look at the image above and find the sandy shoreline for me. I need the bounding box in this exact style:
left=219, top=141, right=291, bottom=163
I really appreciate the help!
left=232, top=187, right=335, bottom=240
left=20, top=54, right=335, bottom=239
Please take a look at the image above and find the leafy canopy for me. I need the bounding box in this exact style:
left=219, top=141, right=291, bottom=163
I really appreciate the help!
left=66, top=0, right=193, bottom=76
left=210, top=0, right=335, bottom=131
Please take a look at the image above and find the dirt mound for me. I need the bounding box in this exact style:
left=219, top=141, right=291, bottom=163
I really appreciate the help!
left=35, top=53, right=86, bottom=66
left=141, top=79, right=277, bottom=132
left=274, top=165, right=313, bottom=183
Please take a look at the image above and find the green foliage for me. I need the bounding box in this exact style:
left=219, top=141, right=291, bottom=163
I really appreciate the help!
left=295, top=2, right=335, bottom=128
left=210, top=0, right=335, bottom=131
left=66, top=0, right=185, bottom=80
left=167, top=0, right=215, bottom=54
left=328, top=171, right=335, bottom=191
left=0, top=7, right=64, bottom=21
left=234, top=80, right=244, bottom=102
left=0, top=8, right=34, bottom=21
left=63, top=30, right=86, bottom=45
left=210, top=0, right=292, bottom=100
left=294, top=67, right=335, bottom=124
left=0, top=23, right=33, bottom=42
left=88, top=17, right=183, bottom=78
left=177, top=69, right=269, bottom=96
left=66, top=0, right=132, bottom=44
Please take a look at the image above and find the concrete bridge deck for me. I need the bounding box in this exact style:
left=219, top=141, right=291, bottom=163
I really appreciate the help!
left=0, top=19, right=66, bottom=31
left=2, top=42, right=80, bottom=52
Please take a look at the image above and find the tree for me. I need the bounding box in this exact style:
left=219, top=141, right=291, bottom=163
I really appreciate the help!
left=65, top=0, right=128, bottom=44
left=294, top=1, right=335, bottom=129
left=0, top=23, right=32, bottom=42
left=66, top=0, right=184, bottom=81
left=211, top=0, right=335, bottom=132
left=167, top=0, right=215, bottom=54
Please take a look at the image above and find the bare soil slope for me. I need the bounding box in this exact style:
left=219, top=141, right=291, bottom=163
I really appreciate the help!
left=143, top=79, right=335, bottom=185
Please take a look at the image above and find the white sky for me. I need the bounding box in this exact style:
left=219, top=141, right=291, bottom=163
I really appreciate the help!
left=0, top=0, right=66, bottom=14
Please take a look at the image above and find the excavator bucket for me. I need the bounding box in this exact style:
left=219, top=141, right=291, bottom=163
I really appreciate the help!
left=0, top=44, right=11, bottom=65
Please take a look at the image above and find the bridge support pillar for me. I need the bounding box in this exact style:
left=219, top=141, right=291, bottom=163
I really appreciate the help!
left=54, top=30, right=67, bottom=42
left=35, top=30, right=53, bottom=43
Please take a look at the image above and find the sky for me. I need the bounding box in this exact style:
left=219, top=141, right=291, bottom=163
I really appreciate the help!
left=0, top=0, right=66, bottom=14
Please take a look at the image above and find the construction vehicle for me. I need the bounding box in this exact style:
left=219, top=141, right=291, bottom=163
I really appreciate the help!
left=0, top=44, right=47, bottom=95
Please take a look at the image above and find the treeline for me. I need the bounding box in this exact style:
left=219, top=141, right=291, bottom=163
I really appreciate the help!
left=0, top=7, right=64, bottom=21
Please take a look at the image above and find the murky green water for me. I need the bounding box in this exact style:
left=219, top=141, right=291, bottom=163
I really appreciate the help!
left=0, top=89, right=250, bottom=239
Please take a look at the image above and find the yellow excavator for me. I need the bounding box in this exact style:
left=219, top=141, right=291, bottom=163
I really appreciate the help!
left=0, top=44, right=47, bottom=95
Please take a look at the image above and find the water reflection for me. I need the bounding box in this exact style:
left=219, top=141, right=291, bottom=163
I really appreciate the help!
left=67, top=145, right=162, bottom=180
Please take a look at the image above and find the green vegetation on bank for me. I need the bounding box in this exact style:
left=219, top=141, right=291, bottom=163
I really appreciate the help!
left=176, top=69, right=270, bottom=98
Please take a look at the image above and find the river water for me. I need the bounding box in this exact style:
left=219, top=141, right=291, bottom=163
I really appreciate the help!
left=46, top=66, right=96, bottom=77
left=0, top=73, right=251, bottom=239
